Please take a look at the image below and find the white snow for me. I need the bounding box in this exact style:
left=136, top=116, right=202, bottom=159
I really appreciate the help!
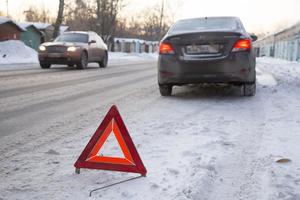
left=0, top=17, right=12, bottom=25
left=20, top=22, right=52, bottom=30
left=0, top=57, right=300, bottom=200
left=0, top=40, right=39, bottom=65
left=109, top=52, right=158, bottom=64
left=0, top=40, right=157, bottom=68
left=114, top=38, right=159, bottom=45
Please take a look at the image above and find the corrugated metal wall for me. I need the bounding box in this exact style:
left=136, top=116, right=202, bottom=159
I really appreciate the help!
left=254, top=23, right=300, bottom=62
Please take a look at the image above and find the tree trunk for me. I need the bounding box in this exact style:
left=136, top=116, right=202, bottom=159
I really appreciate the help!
left=53, top=0, right=65, bottom=39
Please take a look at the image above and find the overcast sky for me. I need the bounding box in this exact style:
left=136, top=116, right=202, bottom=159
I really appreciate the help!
left=1, top=0, right=300, bottom=34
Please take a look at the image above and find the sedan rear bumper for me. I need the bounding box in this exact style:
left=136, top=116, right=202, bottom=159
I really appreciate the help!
left=158, top=52, right=256, bottom=85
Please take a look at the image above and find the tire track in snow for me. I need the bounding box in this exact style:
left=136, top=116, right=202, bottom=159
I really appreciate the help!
left=0, top=66, right=153, bottom=99
left=0, top=73, right=154, bottom=123
left=0, top=61, right=154, bottom=78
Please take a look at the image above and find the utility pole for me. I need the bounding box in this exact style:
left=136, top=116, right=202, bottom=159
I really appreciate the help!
left=42, top=0, right=46, bottom=22
left=6, top=0, right=9, bottom=17
left=159, top=0, right=165, bottom=38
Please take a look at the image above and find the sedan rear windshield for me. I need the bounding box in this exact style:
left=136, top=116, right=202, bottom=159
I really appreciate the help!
left=169, top=18, right=240, bottom=34
left=55, top=33, right=89, bottom=43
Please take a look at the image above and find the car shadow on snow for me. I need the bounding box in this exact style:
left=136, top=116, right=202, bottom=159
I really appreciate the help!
left=170, top=84, right=248, bottom=99
left=45, top=64, right=104, bottom=71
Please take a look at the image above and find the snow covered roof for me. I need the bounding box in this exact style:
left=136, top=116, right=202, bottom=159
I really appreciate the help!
left=255, top=20, right=300, bottom=44
left=20, top=22, right=53, bottom=30
left=17, top=23, right=44, bottom=35
left=0, top=17, right=25, bottom=31
left=114, top=37, right=159, bottom=45
left=0, top=17, right=11, bottom=25
left=60, top=26, right=69, bottom=33
left=115, top=37, right=144, bottom=43
left=59, top=26, right=69, bottom=35
left=274, top=21, right=300, bottom=36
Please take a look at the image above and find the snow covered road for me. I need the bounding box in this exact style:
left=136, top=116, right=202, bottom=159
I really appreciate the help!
left=0, top=58, right=300, bottom=200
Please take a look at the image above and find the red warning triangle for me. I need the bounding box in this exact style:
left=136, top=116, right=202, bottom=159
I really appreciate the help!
left=74, top=105, right=147, bottom=176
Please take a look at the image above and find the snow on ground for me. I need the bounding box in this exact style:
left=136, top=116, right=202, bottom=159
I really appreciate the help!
left=0, top=40, right=39, bottom=65
left=0, top=40, right=157, bottom=69
left=0, top=57, right=300, bottom=200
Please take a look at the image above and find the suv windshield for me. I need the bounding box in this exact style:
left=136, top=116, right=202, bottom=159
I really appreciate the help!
left=169, top=18, right=240, bottom=34
left=54, top=33, right=89, bottom=43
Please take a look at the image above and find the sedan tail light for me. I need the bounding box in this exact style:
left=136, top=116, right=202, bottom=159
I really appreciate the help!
left=232, top=39, right=251, bottom=52
left=159, top=42, right=175, bottom=55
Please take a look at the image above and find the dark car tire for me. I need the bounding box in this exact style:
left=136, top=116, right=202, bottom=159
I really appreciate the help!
left=244, top=82, right=256, bottom=96
left=68, top=64, right=74, bottom=67
left=40, top=63, right=51, bottom=69
left=77, top=51, right=88, bottom=70
left=159, top=85, right=172, bottom=96
left=99, top=52, right=108, bottom=68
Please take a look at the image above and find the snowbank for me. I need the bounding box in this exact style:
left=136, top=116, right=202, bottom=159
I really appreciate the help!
left=109, top=52, right=158, bottom=62
left=0, top=42, right=157, bottom=67
left=0, top=40, right=39, bottom=64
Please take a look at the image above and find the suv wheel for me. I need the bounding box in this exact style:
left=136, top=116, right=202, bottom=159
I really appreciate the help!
left=244, top=82, right=256, bottom=96
left=77, top=52, right=88, bottom=69
left=159, top=85, right=172, bottom=96
left=40, top=63, right=51, bottom=69
left=99, top=52, right=108, bottom=68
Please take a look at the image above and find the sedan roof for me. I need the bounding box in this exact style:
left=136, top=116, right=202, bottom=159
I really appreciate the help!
left=168, top=16, right=244, bottom=35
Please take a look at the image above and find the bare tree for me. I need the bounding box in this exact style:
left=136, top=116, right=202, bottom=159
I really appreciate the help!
left=24, top=6, right=53, bottom=23
left=142, top=4, right=171, bottom=41
left=115, top=17, right=143, bottom=38
left=64, top=0, right=96, bottom=31
left=94, top=0, right=124, bottom=42
left=53, top=0, right=65, bottom=38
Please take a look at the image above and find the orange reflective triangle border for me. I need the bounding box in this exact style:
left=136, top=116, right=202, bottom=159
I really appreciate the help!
left=74, top=105, right=147, bottom=176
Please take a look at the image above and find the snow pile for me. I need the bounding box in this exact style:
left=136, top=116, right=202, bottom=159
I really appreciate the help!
left=109, top=52, right=158, bottom=64
left=0, top=43, right=157, bottom=67
left=0, top=40, right=39, bottom=64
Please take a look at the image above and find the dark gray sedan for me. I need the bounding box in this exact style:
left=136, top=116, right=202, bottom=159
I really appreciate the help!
left=158, top=17, right=257, bottom=96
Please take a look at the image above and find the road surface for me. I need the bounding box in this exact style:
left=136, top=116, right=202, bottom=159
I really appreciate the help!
left=0, top=58, right=299, bottom=200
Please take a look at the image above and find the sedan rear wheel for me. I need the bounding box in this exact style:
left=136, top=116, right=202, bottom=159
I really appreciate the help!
left=159, top=85, right=172, bottom=96
left=77, top=52, right=88, bottom=70
left=244, top=82, right=256, bottom=96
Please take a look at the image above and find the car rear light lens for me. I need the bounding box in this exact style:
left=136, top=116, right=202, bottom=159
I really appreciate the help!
left=232, top=39, right=251, bottom=52
left=159, top=42, right=175, bottom=55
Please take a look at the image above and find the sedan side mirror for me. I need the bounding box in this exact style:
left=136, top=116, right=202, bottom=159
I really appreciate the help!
left=89, top=40, right=96, bottom=44
left=250, top=34, right=258, bottom=42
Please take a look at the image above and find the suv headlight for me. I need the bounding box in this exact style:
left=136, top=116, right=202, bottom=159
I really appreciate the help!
left=67, top=47, right=77, bottom=52
left=39, top=45, right=46, bottom=51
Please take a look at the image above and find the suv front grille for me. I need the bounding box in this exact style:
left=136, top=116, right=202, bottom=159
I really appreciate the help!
left=46, top=46, right=67, bottom=53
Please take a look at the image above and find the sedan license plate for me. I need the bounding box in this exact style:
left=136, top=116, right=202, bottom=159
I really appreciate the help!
left=186, top=44, right=219, bottom=54
left=48, top=53, right=62, bottom=58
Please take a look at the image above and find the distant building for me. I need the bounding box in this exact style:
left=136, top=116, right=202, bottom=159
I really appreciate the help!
left=20, top=22, right=55, bottom=42
left=114, top=38, right=159, bottom=53
left=254, top=22, right=300, bottom=62
left=18, top=23, right=43, bottom=50
left=0, top=17, right=24, bottom=41
left=19, top=22, right=69, bottom=43
left=59, top=26, right=70, bottom=35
